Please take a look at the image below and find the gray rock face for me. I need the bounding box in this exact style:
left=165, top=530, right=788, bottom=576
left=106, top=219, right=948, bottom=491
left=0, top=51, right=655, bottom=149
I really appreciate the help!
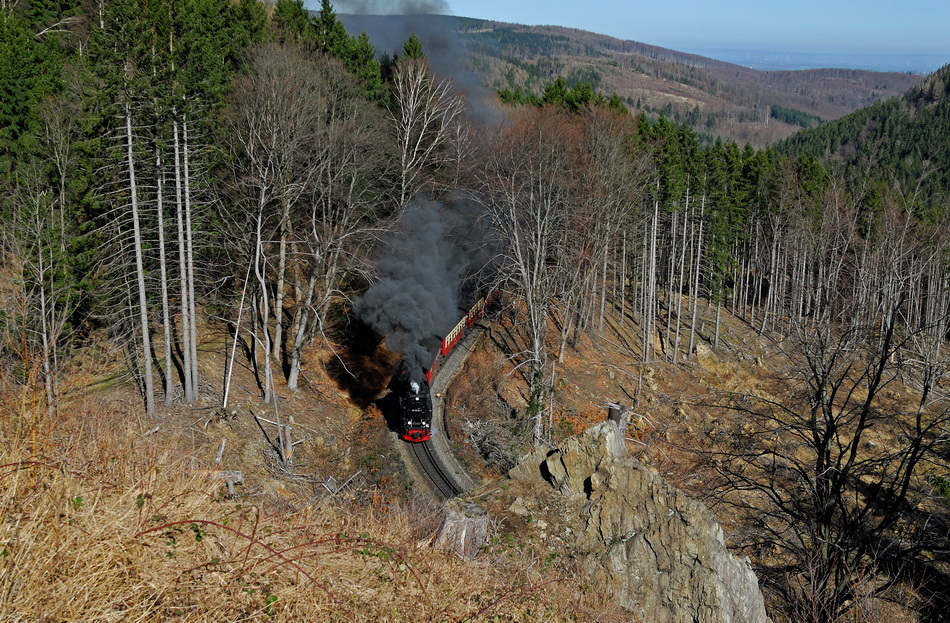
left=509, top=421, right=771, bottom=623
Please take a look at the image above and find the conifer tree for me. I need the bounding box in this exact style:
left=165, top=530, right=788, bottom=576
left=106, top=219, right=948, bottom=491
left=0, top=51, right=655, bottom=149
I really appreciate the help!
left=402, top=33, right=425, bottom=59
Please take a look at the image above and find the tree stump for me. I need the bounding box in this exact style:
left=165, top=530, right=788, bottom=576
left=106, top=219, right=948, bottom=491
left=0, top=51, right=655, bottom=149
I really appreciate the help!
left=434, top=499, right=489, bottom=560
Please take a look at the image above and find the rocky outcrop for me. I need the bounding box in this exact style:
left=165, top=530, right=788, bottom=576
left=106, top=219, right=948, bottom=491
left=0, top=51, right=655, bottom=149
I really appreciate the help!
left=509, top=421, right=771, bottom=623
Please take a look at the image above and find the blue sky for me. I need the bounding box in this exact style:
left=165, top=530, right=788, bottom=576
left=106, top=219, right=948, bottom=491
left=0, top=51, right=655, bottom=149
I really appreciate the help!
left=433, top=0, right=949, bottom=55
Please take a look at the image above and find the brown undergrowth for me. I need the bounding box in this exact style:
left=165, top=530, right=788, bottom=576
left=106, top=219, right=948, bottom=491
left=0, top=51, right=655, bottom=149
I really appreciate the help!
left=448, top=302, right=950, bottom=622
left=0, top=351, right=626, bottom=622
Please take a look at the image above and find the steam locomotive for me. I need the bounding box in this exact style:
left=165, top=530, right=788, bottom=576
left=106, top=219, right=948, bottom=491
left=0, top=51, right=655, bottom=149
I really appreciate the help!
left=395, top=291, right=494, bottom=443
left=394, top=363, right=433, bottom=442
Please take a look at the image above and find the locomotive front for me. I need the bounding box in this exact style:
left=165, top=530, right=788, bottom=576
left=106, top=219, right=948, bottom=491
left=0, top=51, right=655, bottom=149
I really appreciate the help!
left=395, top=364, right=433, bottom=442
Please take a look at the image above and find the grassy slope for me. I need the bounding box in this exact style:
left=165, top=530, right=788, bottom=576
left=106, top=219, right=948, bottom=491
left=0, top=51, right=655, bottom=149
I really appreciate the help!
left=0, top=325, right=626, bottom=622
left=3, top=300, right=947, bottom=620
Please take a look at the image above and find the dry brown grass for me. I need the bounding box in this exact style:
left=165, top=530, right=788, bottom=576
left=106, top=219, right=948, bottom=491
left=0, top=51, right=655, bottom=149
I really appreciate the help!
left=0, top=376, right=625, bottom=622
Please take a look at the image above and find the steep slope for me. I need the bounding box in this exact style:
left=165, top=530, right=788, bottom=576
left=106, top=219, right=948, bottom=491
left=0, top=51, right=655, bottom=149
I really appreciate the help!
left=505, top=420, right=772, bottom=623
left=777, top=63, right=950, bottom=203
left=340, top=14, right=921, bottom=147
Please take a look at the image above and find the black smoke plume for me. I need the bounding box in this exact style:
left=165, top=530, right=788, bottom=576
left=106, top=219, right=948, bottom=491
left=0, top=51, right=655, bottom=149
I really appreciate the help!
left=336, top=4, right=501, bottom=124
left=353, top=197, right=472, bottom=378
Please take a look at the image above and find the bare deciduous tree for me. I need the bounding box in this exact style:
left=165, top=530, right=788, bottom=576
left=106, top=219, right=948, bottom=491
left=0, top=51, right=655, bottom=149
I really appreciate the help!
left=477, top=109, right=579, bottom=444
left=708, top=306, right=950, bottom=621
left=223, top=42, right=328, bottom=402
left=389, top=57, right=465, bottom=207
left=554, top=108, right=648, bottom=360
left=224, top=44, right=392, bottom=395
left=4, top=162, right=77, bottom=421
left=285, top=71, right=390, bottom=390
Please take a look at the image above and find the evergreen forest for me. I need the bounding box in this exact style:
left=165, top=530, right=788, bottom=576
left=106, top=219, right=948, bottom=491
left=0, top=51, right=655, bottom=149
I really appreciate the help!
left=778, top=63, right=950, bottom=208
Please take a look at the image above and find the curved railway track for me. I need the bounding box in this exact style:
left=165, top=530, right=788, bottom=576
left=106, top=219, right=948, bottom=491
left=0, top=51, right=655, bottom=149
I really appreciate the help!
left=397, top=319, right=487, bottom=501
left=410, top=441, right=462, bottom=500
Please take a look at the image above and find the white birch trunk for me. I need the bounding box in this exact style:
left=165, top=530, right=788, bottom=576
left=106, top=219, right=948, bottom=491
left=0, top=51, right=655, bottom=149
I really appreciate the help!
left=37, top=242, right=55, bottom=418
left=223, top=260, right=252, bottom=410
left=272, top=196, right=290, bottom=365
left=254, top=198, right=274, bottom=404
left=287, top=269, right=318, bottom=391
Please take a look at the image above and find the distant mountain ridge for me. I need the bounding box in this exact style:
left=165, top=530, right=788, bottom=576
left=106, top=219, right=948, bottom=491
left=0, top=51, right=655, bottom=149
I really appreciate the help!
left=680, top=49, right=949, bottom=74
left=340, top=14, right=923, bottom=146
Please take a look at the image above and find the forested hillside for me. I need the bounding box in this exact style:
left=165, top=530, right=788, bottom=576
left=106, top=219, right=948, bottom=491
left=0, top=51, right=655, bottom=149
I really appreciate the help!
left=2, top=1, right=949, bottom=621
left=341, top=14, right=922, bottom=147
left=778, top=63, right=950, bottom=206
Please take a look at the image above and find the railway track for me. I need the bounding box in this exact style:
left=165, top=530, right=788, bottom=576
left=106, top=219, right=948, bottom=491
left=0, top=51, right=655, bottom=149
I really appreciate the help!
left=410, top=440, right=462, bottom=500
left=398, top=319, right=487, bottom=501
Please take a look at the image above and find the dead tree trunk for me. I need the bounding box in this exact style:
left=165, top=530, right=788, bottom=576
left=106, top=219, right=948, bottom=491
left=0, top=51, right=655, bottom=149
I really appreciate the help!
left=125, top=103, right=155, bottom=419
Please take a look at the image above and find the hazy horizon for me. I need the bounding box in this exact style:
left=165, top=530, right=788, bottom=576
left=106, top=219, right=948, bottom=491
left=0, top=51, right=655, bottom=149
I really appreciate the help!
left=680, top=49, right=949, bottom=74
left=320, top=0, right=950, bottom=73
